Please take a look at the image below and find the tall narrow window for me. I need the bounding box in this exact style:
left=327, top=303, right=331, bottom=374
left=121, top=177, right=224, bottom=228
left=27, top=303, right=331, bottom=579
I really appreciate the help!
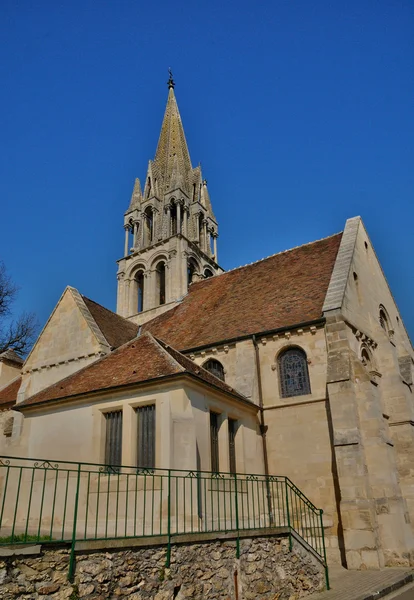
left=136, top=271, right=144, bottom=313
left=144, top=207, right=153, bottom=244
left=105, top=411, right=123, bottom=472
left=136, top=405, right=156, bottom=469
left=210, top=412, right=220, bottom=473
left=171, top=204, right=177, bottom=235
left=187, top=258, right=198, bottom=287
left=203, top=359, right=225, bottom=382
left=146, top=177, right=152, bottom=198
left=156, top=262, right=166, bottom=305
left=228, top=419, right=237, bottom=474
left=278, top=348, right=311, bottom=398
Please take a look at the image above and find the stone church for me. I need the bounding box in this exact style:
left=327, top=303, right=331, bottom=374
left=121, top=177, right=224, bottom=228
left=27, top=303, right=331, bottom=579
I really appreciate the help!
left=0, top=75, right=413, bottom=571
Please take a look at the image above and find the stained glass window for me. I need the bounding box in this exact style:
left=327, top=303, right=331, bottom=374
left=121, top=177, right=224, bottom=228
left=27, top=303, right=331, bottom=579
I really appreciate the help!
left=279, top=348, right=311, bottom=398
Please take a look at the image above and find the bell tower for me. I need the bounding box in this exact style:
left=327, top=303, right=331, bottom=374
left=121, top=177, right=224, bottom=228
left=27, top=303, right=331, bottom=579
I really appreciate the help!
left=116, top=73, right=222, bottom=324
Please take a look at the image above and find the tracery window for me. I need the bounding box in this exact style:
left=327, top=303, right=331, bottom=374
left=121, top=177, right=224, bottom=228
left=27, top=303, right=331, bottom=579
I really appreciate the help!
left=278, top=348, right=311, bottom=398
left=203, top=359, right=225, bottom=381
left=204, top=268, right=213, bottom=278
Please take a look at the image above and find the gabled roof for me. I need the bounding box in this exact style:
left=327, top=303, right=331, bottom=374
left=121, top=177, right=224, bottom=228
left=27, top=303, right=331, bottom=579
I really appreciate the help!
left=143, top=233, right=343, bottom=350
left=81, top=296, right=139, bottom=349
left=0, top=376, right=21, bottom=408
left=17, top=333, right=252, bottom=410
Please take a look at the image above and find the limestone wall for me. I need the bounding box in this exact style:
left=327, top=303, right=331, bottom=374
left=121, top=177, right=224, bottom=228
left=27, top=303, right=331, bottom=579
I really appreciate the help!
left=0, top=535, right=325, bottom=599
left=20, top=288, right=110, bottom=401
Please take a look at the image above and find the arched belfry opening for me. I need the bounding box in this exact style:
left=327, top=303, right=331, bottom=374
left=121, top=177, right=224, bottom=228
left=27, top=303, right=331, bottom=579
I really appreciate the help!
left=136, top=271, right=144, bottom=313
left=156, top=262, right=166, bottom=306
left=144, top=207, right=154, bottom=246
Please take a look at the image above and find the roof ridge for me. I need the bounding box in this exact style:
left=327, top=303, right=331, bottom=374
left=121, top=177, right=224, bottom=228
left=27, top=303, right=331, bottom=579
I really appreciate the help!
left=220, top=231, right=343, bottom=278
left=142, top=333, right=186, bottom=373
left=81, top=295, right=136, bottom=325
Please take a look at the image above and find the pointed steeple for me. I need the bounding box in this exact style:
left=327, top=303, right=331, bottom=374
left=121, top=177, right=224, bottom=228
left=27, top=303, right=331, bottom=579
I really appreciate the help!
left=153, top=81, right=192, bottom=196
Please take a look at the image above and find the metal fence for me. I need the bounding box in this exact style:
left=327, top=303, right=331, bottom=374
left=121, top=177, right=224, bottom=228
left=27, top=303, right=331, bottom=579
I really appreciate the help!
left=0, top=456, right=328, bottom=585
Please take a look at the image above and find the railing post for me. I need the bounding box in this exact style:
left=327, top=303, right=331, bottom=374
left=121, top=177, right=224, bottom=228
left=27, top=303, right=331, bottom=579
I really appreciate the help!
left=285, top=479, right=292, bottom=551
left=319, top=509, right=330, bottom=590
left=68, top=463, right=81, bottom=582
left=233, top=473, right=240, bottom=559
left=165, top=470, right=172, bottom=567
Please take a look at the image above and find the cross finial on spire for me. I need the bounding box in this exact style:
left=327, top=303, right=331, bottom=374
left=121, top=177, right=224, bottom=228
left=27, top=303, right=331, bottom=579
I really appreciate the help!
left=167, top=67, right=175, bottom=89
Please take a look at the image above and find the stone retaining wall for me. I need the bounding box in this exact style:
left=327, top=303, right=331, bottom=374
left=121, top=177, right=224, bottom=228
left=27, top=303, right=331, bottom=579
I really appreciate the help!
left=0, top=535, right=325, bottom=600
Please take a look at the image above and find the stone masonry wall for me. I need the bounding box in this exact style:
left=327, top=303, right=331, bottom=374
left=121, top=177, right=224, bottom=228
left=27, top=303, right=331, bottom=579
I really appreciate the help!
left=0, top=536, right=325, bottom=600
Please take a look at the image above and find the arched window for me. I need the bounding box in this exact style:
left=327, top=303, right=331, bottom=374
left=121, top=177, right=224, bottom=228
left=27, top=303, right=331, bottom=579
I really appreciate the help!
left=379, top=306, right=391, bottom=334
left=203, top=359, right=225, bottom=381
left=188, top=258, right=198, bottom=287
left=278, top=348, right=311, bottom=398
left=360, top=345, right=374, bottom=371
left=204, top=269, right=213, bottom=278
left=156, top=262, right=166, bottom=305
left=144, top=207, right=153, bottom=245
left=136, top=271, right=144, bottom=313
left=146, top=177, right=152, bottom=199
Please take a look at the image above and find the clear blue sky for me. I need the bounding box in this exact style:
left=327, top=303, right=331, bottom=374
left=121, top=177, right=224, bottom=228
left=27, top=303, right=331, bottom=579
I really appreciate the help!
left=1, top=0, right=413, bottom=339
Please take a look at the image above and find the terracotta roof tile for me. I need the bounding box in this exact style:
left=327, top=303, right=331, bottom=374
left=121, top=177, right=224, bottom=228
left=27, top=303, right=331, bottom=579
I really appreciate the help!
left=0, top=377, right=21, bottom=408
left=82, top=296, right=139, bottom=349
left=143, top=233, right=343, bottom=350
left=17, top=334, right=250, bottom=410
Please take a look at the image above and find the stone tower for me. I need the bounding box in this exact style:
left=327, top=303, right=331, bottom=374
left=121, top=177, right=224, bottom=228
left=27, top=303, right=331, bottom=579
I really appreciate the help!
left=116, top=74, right=222, bottom=324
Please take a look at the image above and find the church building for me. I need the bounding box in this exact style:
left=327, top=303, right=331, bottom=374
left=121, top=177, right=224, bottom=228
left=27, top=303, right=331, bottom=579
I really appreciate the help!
left=0, top=75, right=413, bottom=572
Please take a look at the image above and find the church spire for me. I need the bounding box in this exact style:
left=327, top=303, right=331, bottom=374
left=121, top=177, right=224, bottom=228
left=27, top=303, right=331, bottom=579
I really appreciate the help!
left=153, top=75, right=192, bottom=196
left=118, top=77, right=221, bottom=321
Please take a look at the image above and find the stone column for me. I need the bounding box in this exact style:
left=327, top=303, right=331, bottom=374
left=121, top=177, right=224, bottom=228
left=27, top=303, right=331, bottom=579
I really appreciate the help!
left=133, top=221, right=139, bottom=249
left=196, top=214, right=200, bottom=244
left=124, top=279, right=130, bottom=317
left=166, top=205, right=171, bottom=238
left=124, top=226, right=129, bottom=257
left=213, top=235, right=218, bottom=262
left=177, top=203, right=181, bottom=234
left=116, top=273, right=124, bottom=315
left=203, top=220, right=208, bottom=253
left=183, top=209, right=188, bottom=238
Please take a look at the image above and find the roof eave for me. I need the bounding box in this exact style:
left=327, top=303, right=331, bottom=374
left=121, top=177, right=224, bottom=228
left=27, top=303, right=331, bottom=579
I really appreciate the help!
left=15, top=371, right=256, bottom=414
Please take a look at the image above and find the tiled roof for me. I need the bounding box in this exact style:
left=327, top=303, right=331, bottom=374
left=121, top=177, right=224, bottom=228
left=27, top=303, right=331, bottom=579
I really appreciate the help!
left=82, top=296, right=139, bottom=349
left=0, top=349, right=24, bottom=365
left=0, top=377, right=21, bottom=408
left=17, top=333, right=251, bottom=410
left=143, top=233, right=343, bottom=350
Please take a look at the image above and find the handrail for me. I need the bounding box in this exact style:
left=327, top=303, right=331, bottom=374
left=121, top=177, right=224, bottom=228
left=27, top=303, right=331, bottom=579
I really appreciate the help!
left=0, top=454, right=328, bottom=588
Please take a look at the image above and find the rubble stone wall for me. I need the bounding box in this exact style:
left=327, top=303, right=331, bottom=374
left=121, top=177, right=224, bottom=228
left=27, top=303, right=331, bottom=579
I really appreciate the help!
left=0, top=535, right=325, bottom=600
